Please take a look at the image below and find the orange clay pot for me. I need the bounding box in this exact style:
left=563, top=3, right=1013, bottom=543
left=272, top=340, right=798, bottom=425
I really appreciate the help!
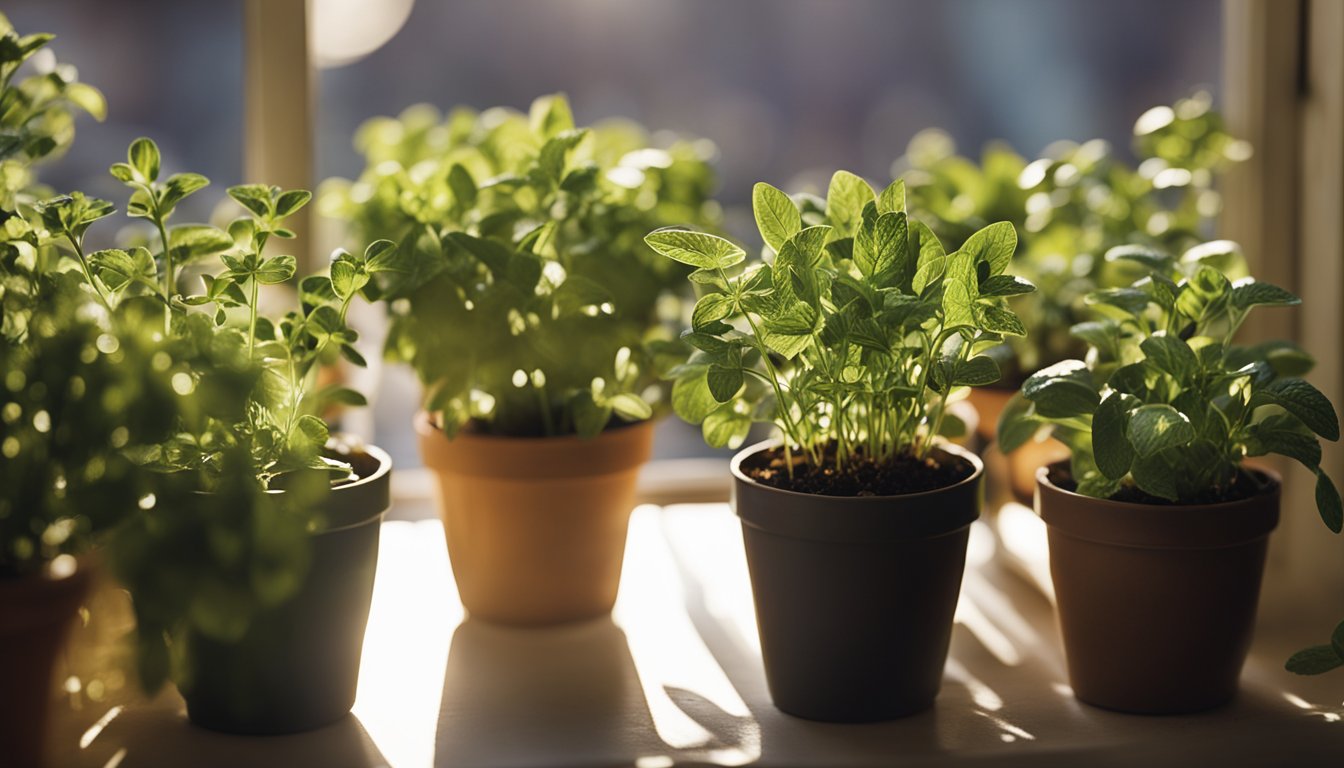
left=417, top=413, right=654, bottom=626
left=965, top=386, right=1069, bottom=503
left=965, top=386, right=1014, bottom=443
left=0, top=558, right=93, bottom=768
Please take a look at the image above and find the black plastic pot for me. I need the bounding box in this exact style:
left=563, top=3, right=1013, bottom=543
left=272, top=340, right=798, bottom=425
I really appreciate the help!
left=731, top=441, right=982, bottom=722
left=181, top=445, right=392, bottom=734
left=1037, top=463, right=1280, bottom=714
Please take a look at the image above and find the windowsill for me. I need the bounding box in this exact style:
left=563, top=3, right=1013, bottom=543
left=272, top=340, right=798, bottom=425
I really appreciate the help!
left=50, top=476, right=1344, bottom=767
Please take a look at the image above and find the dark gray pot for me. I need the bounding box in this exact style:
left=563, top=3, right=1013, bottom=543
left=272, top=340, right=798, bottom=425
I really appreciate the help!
left=732, top=440, right=982, bottom=722
left=182, top=445, right=392, bottom=734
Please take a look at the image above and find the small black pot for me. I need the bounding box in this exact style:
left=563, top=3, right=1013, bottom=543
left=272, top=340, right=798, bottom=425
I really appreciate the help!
left=731, top=441, right=982, bottom=722
left=182, top=445, right=392, bottom=734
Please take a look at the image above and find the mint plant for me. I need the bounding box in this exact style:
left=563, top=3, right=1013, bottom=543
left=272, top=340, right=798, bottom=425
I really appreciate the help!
left=902, top=94, right=1248, bottom=382
left=645, top=172, right=1033, bottom=486
left=320, top=93, right=719, bottom=438
left=999, top=242, right=1340, bottom=516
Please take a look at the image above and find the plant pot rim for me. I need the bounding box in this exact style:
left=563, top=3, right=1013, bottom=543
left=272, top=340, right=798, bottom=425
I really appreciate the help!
left=414, top=409, right=653, bottom=445
left=730, top=438, right=984, bottom=503
left=319, top=441, right=393, bottom=534
left=416, top=410, right=654, bottom=480
left=1036, top=460, right=1281, bottom=550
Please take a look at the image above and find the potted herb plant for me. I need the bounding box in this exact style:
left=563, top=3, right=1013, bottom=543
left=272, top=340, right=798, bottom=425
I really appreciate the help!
left=39, top=137, right=398, bottom=733
left=321, top=94, right=720, bottom=625
left=1000, top=243, right=1341, bottom=713
left=645, top=172, right=1033, bottom=721
left=903, top=95, right=1249, bottom=499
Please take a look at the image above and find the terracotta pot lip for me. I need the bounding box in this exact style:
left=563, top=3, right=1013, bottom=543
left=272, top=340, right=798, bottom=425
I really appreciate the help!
left=730, top=438, right=984, bottom=503
left=1035, top=461, right=1282, bottom=513
left=414, top=409, right=653, bottom=445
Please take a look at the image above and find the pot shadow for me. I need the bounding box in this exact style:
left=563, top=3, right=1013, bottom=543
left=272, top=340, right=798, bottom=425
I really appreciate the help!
left=71, top=705, right=388, bottom=768
left=435, top=616, right=660, bottom=767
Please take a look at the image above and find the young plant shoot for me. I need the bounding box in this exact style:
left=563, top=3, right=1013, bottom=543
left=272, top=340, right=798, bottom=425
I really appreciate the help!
left=646, top=172, right=1034, bottom=495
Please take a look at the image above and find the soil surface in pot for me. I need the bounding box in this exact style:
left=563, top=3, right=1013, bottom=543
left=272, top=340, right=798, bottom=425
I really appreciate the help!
left=743, top=445, right=974, bottom=497
left=1046, top=464, right=1263, bottom=506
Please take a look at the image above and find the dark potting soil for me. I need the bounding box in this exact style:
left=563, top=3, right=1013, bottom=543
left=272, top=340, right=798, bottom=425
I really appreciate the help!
left=1046, top=464, right=1264, bottom=506
left=743, top=445, right=974, bottom=497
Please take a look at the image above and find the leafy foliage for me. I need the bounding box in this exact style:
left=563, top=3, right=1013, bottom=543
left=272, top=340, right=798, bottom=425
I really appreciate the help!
left=319, top=94, right=719, bottom=437
left=0, top=14, right=105, bottom=210
left=646, top=172, right=1032, bottom=473
left=1286, top=619, right=1344, bottom=676
left=901, top=93, right=1249, bottom=381
left=1000, top=242, right=1339, bottom=518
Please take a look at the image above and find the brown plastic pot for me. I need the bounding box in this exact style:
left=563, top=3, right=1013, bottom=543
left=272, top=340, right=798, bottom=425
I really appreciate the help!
left=417, top=413, right=653, bottom=626
left=180, top=445, right=392, bottom=734
left=1037, top=463, right=1280, bottom=714
left=731, top=441, right=982, bottom=722
left=0, top=558, right=93, bottom=767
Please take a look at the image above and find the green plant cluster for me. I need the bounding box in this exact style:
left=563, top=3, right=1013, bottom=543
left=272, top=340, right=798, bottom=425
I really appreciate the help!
left=645, top=172, right=1033, bottom=472
left=902, top=93, right=1248, bottom=380
left=0, top=12, right=105, bottom=210
left=320, top=93, right=720, bottom=437
left=999, top=243, right=1340, bottom=516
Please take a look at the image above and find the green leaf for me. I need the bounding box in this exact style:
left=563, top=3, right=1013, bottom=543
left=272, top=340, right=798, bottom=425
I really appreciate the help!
left=707, top=364, right=744, bottom=402
left=168, top=224, right=233, bottom=265
left=228, top=184, right=273, bottom=218
left=1175, top=265, right=1231, bottom=321
left=825, top=170, right=874, bottom=238
left=979, top=275, right=1035, bottom=297
left=1317, top=470, right=1343, bottom=533
left=255, top=255, right=297, bottom=285
left=702, top=403, right=751, bottom=449
left=1244, top=414, right=1322, bottom=470
left=539, top=129, right=587, bottom=182
left=89, top=247, right=157, bottom=293
left=644, top=230, right=745, bottom=270
left=1255, top=378, right=1340, bottom=441
left=960, top=221, right=1016, bottom=276
left=951, top=355, right=1001, bottom=387
left=876, top=179, right=905, bottom=214
left=752, top=182, right=801, bottom=253
left=1022, top=360, right=1100, bottom=418
left=1093, top=393, right=1136, bottom=479
left=973, top=303, right=1026, bottom=337
left=274, top=189, right=312, bottom=218
left=363, top=239, right=402, bottom=272
left=64, top=81, right=107, bottom=121
left=289, top=414, right=330, bottom=459
left=1230, top=279, right=1300, bottom=310
left=529, top=92, right=575, bottom=139
left=997, top=393, right=1043, bottom=454
left=691, top=293, right=734, bottom=330
left=448, top=164, right=478, bottom=210
left=160, top=173, right=209, bottom=213
left=1141, top=334, right=1199, bottom=380
left=1285, top=645, right=1344, bottom=675
left=1130, top=450, right=1180, bottom=501
left=128, top=137, right=160, bottom=182
left=1105, top=244, right=1173, bottom=271
left=1126, top=404, right=1195, bottom=457
left=571, top=391, right=612, bottom=438
left=672, top=369, right=718, bottom=423
left=909, top=220, right=947, bottom=295
left=609, top=393, right=652, bottom=421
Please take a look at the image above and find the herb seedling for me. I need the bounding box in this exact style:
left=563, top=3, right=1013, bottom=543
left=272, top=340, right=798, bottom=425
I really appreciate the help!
left=646, top=172, right=1033, bottom=487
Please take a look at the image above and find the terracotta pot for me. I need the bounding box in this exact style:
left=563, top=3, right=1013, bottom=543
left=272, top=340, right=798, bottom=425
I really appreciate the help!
left=1005, top=437, right=1071, bottom=503
left=732, top=441, right=982, bottom=722
left=417, top=413, right=654, bottom=626
left=181, top=445, right=392, bottom=734
left=1037, top=463, right=1280, bottom=714
left=0, top=558, right=93, bottom=767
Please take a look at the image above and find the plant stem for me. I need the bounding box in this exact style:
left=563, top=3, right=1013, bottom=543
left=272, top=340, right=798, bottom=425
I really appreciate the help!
left=154, top=217, right=173, bottom=335
left=66, top=237, right=113, bottom=311
left=247, top=277, right=259, bottom=356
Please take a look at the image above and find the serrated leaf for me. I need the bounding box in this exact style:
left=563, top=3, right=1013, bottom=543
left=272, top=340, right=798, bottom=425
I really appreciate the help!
left=1141, top=334, right=1199, bottom=380
left=1255, top=378, right=1340, bottom=441
left=973, top=303, right=1026, bottom=337
left=1244, top=414, right=1322, bottom=470
left=1230, top=279, right=1300, bottom=310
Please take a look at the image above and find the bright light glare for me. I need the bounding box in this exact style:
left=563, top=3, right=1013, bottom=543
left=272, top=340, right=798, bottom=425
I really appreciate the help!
left=311, top=0, right=415, bottom=69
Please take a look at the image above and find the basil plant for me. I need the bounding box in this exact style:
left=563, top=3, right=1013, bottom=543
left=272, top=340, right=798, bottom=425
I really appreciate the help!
left=902, top=93, right=1249, bottom=382
left=320, top=93, right=720, bottom=438
left=645, top=171, right=1033, bottom=475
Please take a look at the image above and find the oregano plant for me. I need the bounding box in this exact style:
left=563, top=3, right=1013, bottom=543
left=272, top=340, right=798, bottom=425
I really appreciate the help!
left=645, top=171, right=1033, bottom=488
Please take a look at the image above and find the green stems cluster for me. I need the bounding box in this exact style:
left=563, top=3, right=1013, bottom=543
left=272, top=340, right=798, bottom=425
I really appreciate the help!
left=646, top=172, right=1034, bottom=476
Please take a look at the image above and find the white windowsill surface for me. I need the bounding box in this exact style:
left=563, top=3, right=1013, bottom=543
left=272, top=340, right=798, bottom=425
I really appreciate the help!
left=49, top=481, right=1344, bottom=767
